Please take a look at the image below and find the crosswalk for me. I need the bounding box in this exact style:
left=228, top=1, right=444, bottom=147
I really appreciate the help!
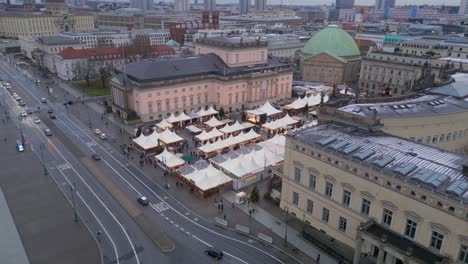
left=150, top=202, right=169, bottom=213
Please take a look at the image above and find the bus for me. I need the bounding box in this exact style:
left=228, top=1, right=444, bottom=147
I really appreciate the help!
left=16, top=140, right=24, bottom=152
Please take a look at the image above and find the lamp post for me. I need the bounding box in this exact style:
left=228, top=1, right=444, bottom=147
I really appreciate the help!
left=71, top=183, right=78, bottom=223
left=284, top=207, right=289, bottom=246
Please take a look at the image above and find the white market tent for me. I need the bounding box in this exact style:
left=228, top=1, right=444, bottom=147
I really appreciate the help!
left=179, top=164, right=232, bottom=191
left=158, top=129, right=184, bottom=145
left=187, top=125, right=202, bottom=133
left=132, top=131, right=160, bottom=151
left=196, top=108, right=209, bottom=118
left=284, top=97, right=308, bottom=110
left=306, top=93, right=322, bottom=107
left=165, top=113, right=179, bottom=124
left=176, top=112, right=191, bottom=122
left=188, top=110, right=199, bottom=119
left=249, top=101, right=282, bottom=117
left=156, top=119, right=173, bottom=130
left=206, top=106, right=218, bottom=116
left=195, top=128, right=224, bottom=142
left=257, top=135, right=286, bottom=157
left=199, top=129, right=262, bottom=154
left=155, top=148, right=185, bottom=169
left=262, top=114, right=299, bottom=131
left=204, top=116, right=224, bottom=128
left=219, top=121, right=246, bottom=135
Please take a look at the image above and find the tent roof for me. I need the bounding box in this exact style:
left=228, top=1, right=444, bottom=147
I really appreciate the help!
left=132, top=131, right=159, bottom=150
left=285, top=97, right=308, bottom=110
left=206, top=106, right=218, bottom=115
left=155, top=148, right=185, bottom=168
left=166, top=113, right=179, bottom=123
left=158, top=129, right=184, bottom=144
left=196, top=108, right=209, bottom=117
left=180, top=164, right=232, bottom=191
left=204, top=116, right=224, bottom=127
left=219, top=121, right=245, bottom=134
left=188, top=110, right=199, bottom=119
left=258, top=101, right=282, bottom=116
left=156, top=119, right=173, bottom=130
left=176, top=112, right=191, bottom=122
left=187, top=125, right=202, bottom=133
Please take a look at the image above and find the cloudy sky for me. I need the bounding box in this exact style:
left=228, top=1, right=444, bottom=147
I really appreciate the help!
left=214, top=0, right=460, bottom=5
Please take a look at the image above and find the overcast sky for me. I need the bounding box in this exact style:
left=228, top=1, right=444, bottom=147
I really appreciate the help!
left=214, top=0, right=461, bottom=6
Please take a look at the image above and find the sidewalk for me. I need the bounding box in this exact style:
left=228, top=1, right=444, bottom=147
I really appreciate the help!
left=222, top=190, right=337, bottom=264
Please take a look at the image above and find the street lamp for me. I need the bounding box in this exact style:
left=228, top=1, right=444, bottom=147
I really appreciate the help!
left=284, top=206, right=289, bottom=246
left=71, top=183, right=78, bottom=223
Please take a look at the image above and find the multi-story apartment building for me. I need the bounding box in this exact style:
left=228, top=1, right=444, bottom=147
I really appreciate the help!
left=110, top=36, right=293, bottom=122
left=358, top=51, right=446, bottom=96
left=0, top=12, right=95, bottom=38
left=59, top=31, right=132, bottom=48
left=320, top=95, right=468, bottom=154
left=131, top=29, right=171, bottom=45
left=280, top=123, right=468, bottom=264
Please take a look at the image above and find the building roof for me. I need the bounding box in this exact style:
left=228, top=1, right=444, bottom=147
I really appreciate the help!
left=338, top=95, right=468, bottom=119
left=57, top=45, right=175, bottom=60
left=35, top=36, right=80, bottom=45
left=117, top=53, right=290, bottom=84
left=429, top=73, right=468, bottom=99
left=196, top=36, right=267, bottom=49
left=289, top=123, right=468, bottom=202
left=302, top=25, right=360, bottom=58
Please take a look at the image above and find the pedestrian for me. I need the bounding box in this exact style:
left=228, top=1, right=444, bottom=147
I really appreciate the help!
left=4, top=138, right=6, bottom=142
left=223, top=214, right=226, bottom=220
left=176, top=181, right=179, bottom=187
left=316, top=254, right=320, bottom=263
left=252, top=208, right=255, bottom=214
left=217, top=204, right=221, bottom=211
left=249, top=209, right=252, bottom=216
left=232, top=202, right=234, bottom=208
left=221, top=204, right=224, bottom=211
left=214, top=198, right=217, bottom=204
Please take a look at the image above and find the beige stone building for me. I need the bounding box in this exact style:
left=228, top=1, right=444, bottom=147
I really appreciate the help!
left=320, top=95, right=468, bottom=154
left=301, top=25, right=361, bottom=85
left=358, top=51, right=448, bottom=96
left=280, top=123, right=468, bottom=264
left=0, top=12, right=95, bottom=38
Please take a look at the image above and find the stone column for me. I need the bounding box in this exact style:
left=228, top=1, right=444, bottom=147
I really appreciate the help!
left=376, top=246, right=385, bottom=264
left=353, top=228, right=363, bottom=264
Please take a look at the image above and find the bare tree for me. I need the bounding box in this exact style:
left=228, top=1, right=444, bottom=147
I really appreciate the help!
left=72, top=60, right=98, bottom=87
left=98, top=63, right=113, bottom=89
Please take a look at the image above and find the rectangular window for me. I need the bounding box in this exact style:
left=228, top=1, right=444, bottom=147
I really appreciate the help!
left=382, top=208, right=393, bottom=226
left=292, top=192, right=299, bottom=206
left=440, top=134, right=445, bottom=142
left=309, top=174, right=316, bottom=190
left=338, top=217, right=347, bottom=232
left=306, top=199, right=313, bottom=214
left=342, top=190, right=351, bottom=207
left=430, top=231, right=444, bottom=251
left=361, top=198, right=371, bottom=216
left=405, top=219, right=417, bottom=239
left=447, top=133, right=452, bottom=141
left=459, top=245, right=468, bottom=264
left=425, top=136, right=431, bottom=143
left=321, top=208, right=329, bottom=223
left=325, top=182, right=333, bottom=198
left=294, top=167, right=301, bottom=183
left=204, top=93, right=209, bottom=103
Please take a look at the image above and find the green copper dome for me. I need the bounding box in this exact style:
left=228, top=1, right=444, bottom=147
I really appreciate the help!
left=303, top=25, right=360, bottom=58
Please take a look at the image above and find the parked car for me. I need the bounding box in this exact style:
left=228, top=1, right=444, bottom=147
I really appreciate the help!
left=93, top=128, right=102, bottom=135
left=49, top=114, right=56, bottom=119
left=20, top=112, right=27, bottom=117
left=99, top=133, right=107, bottom=140
left=45, top=129, right=53, bottom=136
left=47, top=108, right=53, bottom=114
left=204, top=248, right=223, bottom=260
left=19, top=101, right=26, bottom=107
left=26, top=108, right=33, bottom=114
left=33, top=118, right=40, bottom=124
left=91, top=154, right=101, bottom=161
left=40, top=98, right=47, bottom=103
left=137, top=196, right=149, bottom=206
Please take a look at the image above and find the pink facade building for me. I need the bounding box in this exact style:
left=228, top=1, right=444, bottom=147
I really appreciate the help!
left=111, top=36, right=293, bottom=123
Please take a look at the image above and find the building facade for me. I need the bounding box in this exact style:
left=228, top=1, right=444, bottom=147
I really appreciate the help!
left=336, top=0, right=354, bottom=9
left=301, top=25, right=361, bottom=85
left=358, top=51, right=446, bottom=96
left=0, top=12, right=95, bottom=38
left=59, top=31, right=132, bottom=48
left=175, top=0, right=190, bottom=12
left=239, top=0, right=250, bottom=15
left=280, top=123, right=468, bottom=264
left=254, top=0, right=266, bottom=11
left=110, top=36, right=293, bottom=123
left=375, top=0, right=396, bottom=10
left=130, top=0, right=155, bottom=11
left=203, top=0, right=216, bottom=12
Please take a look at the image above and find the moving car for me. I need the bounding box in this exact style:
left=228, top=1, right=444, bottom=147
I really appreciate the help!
left=20, top=112, right=27, bottom=117
left=49, top=114, right=56, bottom=119
left=33, top=118, right=40, bottom=124
left=16, top=140, right=24, bottom=152
left=204, top=248, right=223, bottom=260
left=99, top=133, right=107, bottom=140
left=26, top=108, right=33, bottom=114
left=91, top=154, right=101, bottom=161
left=47, top=109, right=53, bottom=114
left=137, top=196, right=149, bottom=206
left=93, top=128, right=102, bottom=135
left=45, top=129, right=53, bottom=136
left=41, top=98, right=47, bottom=103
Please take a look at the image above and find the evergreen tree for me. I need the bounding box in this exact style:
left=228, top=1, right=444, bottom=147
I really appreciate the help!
left=219, top=107, right=225, bottom=118
left=250, top=185, right=260, bottom=203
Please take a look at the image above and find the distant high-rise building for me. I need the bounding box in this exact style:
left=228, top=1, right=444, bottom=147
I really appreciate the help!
left=239, top=0, right=249, bottom=14
left=254, top=0, right=266, bottom=11
left=130, top=0, right=154, bottom=11
left=460, top=0, right=468, bottom=15
left=203, top=0, right=216, bottom=12
left=375, top=0, right=395, bottom=10
left=175, top=0, right=189, bottom=12
left=335, top=0, right=354, bottom=9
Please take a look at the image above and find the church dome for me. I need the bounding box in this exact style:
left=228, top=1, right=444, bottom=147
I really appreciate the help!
left=303, top=25, right=360, bottom=58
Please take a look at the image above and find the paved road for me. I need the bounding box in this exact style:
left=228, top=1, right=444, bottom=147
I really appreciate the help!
left=0, top=56, right=302, bottom=264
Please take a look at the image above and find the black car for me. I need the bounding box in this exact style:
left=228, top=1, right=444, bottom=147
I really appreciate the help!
left=137, top=196, right=149, bottom=206
left=47, top=109, right=53, bottom=114
left=91, top=154, right=101, bottom=161
left=204, top=248, right=223, bottom=260
left=49, top=114, right=56, bottom=119
left=26, top=108, right=33, bottom=114
left=63, top=101, right=74, bottom=106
